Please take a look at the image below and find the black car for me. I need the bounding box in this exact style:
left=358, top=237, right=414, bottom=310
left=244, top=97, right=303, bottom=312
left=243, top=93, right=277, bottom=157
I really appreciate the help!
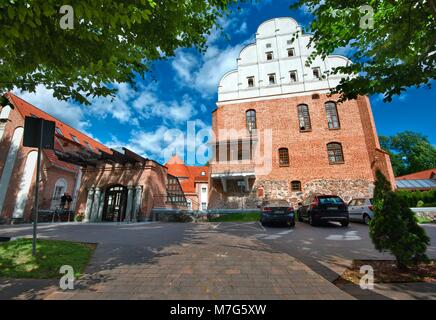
left=260, top=199, right=295, bottom=227
left=297, top=194, right=349, bottom=227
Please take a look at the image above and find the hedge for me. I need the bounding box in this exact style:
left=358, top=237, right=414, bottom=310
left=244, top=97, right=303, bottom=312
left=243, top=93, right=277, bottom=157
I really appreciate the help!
left=395, top=189, right=436, bottom=208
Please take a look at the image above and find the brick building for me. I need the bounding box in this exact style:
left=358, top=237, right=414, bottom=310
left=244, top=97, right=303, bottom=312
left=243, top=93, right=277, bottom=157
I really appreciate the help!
left=0, top=93, right=186, bottom=224
left=165, top=154, right=209, bottom=211
left=208, top=17, right=395, bottom=209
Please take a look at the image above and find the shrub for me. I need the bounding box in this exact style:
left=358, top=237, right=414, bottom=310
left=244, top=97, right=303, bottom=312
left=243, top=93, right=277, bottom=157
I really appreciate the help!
left=370, top=170, right=430, bottom=269
left=74, top=213, right=85, bottom=222
left=417, top=200, right=425, bottom=207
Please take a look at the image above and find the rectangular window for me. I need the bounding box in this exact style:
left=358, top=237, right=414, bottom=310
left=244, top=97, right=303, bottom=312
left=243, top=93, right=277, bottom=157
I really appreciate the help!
left=266, top=51, right=273, bottom=60
left=287, top=40, right=293, bottom=45
left=312, top=67, right=321, bottom=79
left=291, top=181, right=301, bottom=192
left=268, top=73, right=276, bottom=85
left=325, top=102, right=340, bottom=129
left=279, top=148, right=289, bottom=166
left=266, top=43, right=272, bottom=48
left=297, top=104, right=312, bottom=131
left=201, top=202, right=207, bottom=210
left=287, top=48, right=295, bottom=57
left=290, top=71, right=298, bottom=82
left=247, top=76, right=255, bottom=88
left=327, top=143, right=344, bottom=164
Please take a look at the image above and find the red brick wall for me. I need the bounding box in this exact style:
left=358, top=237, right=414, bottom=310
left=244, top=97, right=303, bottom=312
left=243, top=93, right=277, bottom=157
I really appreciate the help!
left=209, top=93, right=395, bottom=207
left=0, top=106, right=78, bottom=223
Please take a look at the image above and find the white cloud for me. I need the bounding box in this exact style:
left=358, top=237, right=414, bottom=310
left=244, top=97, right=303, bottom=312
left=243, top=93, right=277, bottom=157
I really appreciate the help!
left=13, top=85, right=90, bottom=131
left=171, top=14, right=254, bottom=96
left=172, top=42, right=250, bottom=95
left=236, top=22, right=248, bottom=35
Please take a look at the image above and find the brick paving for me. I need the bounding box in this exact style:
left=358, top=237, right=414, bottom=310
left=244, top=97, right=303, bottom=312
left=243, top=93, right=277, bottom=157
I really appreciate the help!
left=45, top=224, right=353, bottom=300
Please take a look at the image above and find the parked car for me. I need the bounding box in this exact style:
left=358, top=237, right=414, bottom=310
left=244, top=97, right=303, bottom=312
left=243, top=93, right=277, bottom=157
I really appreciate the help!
left=348, top=198, right=374, bottom=224
left=297, top=194, right=349, bottom=227
left=260, top=199, right=295, bottom=227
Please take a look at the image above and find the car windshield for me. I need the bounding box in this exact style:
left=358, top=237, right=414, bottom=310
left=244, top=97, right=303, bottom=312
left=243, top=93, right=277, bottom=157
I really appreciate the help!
left=265, top=200, right=289, bottom=207
left=318, top=197, right=343, bottom=205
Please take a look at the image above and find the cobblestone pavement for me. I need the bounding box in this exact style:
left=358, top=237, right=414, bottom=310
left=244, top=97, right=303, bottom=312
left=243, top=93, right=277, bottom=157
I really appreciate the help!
left=45, top=223, right=353, bottom=300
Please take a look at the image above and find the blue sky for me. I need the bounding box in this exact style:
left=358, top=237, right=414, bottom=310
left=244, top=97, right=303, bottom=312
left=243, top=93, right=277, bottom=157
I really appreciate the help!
left=17, top=0, right=435, bottom=165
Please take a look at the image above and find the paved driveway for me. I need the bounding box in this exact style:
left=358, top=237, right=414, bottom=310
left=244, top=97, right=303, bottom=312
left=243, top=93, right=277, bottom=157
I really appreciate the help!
left=1, top=221, right=435, bottom=300
left=0, top=222, right=352, bottom=300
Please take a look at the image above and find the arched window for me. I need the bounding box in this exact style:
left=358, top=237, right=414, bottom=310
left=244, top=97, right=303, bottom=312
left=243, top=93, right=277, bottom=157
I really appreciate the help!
left=51, top=178, right=67, bottom=210
left=325, top=102, right=340, bottom=129
left=291, top=181, right=301, bottom=192
left=278, top=148, right=289, bottom=166
left=297, top=104, right=311, bottom=131
left=246, top=109, right=257, bottom=133
left=327, top=142, right=344, bottom=164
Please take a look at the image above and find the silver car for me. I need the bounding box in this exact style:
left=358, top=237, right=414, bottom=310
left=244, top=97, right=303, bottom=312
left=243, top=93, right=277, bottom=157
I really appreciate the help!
left=348, top=198, right=374, bottom=224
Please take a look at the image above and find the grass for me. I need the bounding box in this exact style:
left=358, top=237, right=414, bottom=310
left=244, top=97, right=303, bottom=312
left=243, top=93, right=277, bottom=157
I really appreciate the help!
left=208, top=212, right=261, bottom=222
left=0, top=238, right=96, bottom=279
left=335, top=260, right=436, bottom=284
left=416, top=216, right=433, bottom=224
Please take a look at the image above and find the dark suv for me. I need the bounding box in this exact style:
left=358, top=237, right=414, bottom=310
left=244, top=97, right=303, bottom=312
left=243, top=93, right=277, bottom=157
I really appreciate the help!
left=297, top=194, right=349, bottom=227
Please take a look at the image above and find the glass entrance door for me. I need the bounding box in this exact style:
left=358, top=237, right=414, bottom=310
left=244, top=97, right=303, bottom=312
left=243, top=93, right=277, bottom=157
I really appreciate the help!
left=102, top=185, right=127, bottom=222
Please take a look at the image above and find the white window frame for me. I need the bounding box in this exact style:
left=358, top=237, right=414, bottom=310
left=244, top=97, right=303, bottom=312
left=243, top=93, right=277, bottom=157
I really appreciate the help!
left=312, top=67, right=322, bottom=80
left=268, top=73, right=276, bottom=85
left=247, top=76, right=255, bottom=88
left=290, top=70, right=298, bottom=83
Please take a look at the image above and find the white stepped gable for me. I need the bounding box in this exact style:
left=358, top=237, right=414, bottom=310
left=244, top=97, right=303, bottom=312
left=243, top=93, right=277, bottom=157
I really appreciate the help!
left=218, top=17, right=351, bottom=102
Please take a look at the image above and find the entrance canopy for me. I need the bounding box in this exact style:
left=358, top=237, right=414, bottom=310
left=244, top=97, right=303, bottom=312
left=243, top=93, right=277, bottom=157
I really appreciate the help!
left=211, top=171, right=255, bottom=193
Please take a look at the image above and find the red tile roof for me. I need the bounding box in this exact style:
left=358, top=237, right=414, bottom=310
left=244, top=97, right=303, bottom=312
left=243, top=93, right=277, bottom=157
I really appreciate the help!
left=5, top=92, right=112, bottom=154
left=396, top=168, right=436, bottom=180
left=165, top=155, right=208, bottom=194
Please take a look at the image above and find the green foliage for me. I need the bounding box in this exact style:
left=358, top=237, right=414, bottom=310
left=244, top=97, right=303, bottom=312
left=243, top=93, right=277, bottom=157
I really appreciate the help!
left=0, top=238, right=95, bottom=279
left=370, top=171, right=430, bottom=269
left=0, top=0, right=240, bottom=104
left=208, top=212, right=261, bottom=222
left=417, top=200, right=425, bottom=208
left=379, top=131, right=436, bottom=176
left=395, top=189, right=436, bottom=208
left=373, top=169, right=392, bottom=205
left=290, top=0, right=436, bottom=102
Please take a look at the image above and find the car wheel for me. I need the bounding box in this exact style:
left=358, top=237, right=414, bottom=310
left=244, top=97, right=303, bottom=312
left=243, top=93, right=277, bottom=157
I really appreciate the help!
left=341, top=220, right=349, bottom=227
left=309, top=214, right=316, bottom=226
left=363, top=214, right=371, bottom=225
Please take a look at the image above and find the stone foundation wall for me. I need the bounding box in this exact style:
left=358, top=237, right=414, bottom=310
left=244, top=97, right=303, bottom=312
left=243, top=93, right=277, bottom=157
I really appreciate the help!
left=208, top=178, right=374, bottom=209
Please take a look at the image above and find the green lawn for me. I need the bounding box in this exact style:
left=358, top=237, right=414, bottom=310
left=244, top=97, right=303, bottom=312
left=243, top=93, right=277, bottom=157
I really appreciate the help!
left=0, top=238, right=95, bottom=279
left=208, top=212, right=261, bottom=222
left=416, top=216, right=433, bottom=224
